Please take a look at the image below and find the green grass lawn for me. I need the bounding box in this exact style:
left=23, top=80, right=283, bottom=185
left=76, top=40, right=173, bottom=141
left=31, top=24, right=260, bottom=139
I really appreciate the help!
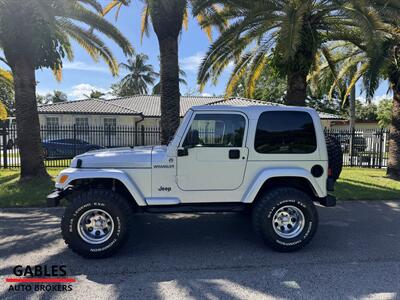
left=0, top=168, right=62, bottom=207
left=0, top=167, right=399, bottom=207
left=334, top=168, right=400, bottom=200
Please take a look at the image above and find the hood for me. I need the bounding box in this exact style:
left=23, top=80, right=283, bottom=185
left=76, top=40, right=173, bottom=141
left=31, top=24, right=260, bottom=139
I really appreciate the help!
left=71, top=146, right=156, bottom=169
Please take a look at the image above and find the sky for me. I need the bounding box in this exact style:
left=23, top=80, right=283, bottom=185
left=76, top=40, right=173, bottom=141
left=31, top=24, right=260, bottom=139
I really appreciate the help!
left=2, top=1, right=392, bottom=102
left=34, top=1, right=233, bottom=100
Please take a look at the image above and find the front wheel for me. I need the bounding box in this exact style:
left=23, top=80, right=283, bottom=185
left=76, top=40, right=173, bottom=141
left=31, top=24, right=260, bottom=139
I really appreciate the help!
left=61, top=189, right=131, bottom=258
left=252, top=188, right=318, bottom=252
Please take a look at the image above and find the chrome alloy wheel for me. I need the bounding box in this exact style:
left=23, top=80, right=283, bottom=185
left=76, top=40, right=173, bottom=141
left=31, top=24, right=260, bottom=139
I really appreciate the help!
left=272, top=205, right=305, bottom=239
left=77, top=209, right=114, bottom=244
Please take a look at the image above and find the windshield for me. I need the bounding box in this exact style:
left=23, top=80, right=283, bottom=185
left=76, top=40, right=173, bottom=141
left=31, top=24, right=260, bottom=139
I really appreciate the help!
left=168, top=110, right=193, bottom=146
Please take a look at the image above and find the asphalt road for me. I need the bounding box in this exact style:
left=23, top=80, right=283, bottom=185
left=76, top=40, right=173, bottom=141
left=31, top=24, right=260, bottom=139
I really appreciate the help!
left=1, top=201, right=400, bottom=300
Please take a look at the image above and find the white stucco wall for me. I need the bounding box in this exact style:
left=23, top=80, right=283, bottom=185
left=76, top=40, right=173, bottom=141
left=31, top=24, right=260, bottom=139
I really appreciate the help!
left=329, top=122, right=388, bottom=131
left=38, top=114, right=140, bottom=127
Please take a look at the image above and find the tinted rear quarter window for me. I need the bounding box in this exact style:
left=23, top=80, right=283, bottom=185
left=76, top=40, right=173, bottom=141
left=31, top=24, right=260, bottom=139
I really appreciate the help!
left=255, top=111, right=317, bottom=154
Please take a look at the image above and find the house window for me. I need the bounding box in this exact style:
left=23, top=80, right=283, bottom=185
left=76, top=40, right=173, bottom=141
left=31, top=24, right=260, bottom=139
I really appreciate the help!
left=46, top=117, right=59, bottom=129
left=75, top=117, right=89, bottom=136
left=75, top=117, right=89, bottom=128
left=45, top=117, right=59, bottom=139
left=104, top=118, right=116, bottom=136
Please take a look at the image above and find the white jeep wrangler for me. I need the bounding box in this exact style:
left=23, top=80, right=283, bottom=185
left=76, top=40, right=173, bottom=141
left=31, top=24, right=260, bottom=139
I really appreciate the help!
left=48, top=105, right=342, bottom=258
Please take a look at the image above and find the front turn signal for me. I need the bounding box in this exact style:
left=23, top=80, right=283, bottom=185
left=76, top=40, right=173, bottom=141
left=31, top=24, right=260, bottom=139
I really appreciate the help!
left=58, top=175, right=69, bottom=184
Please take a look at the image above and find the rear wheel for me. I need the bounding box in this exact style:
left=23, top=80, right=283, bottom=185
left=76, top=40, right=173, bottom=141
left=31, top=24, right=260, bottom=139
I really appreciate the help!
left=252, top=188, right=318, bottom=252
left=61, top=189, right=131, bottom=258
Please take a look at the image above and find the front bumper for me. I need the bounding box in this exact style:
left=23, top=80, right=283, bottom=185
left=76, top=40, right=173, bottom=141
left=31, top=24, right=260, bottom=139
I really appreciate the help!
left=46, top=187, right=72, bottom=207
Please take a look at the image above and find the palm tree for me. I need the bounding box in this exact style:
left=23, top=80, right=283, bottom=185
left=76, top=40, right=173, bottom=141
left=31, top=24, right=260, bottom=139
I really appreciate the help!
left=0, top=0, right=133, bottom=180
left=85, top=90, right=106, bottom=99
left=104, top=0, right=222, bottom=143
left=333, top=42, right=400, bottom=179
left=42, top=90, right=68, bottom=104
left=196, top=0, right=385, bottom=106
left=119, top=54, right=158, bottom=95
left=152, top=68, right=187, bottom=95
left=320, top=5, right=400, bottom=179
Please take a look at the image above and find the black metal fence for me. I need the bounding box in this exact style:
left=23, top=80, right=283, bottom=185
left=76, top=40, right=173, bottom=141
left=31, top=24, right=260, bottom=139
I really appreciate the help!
left=1, top=124, right=161, bottom=168
left=0, top=123, right=391, bottom=169
left=324, top=128, right=390, bottom=168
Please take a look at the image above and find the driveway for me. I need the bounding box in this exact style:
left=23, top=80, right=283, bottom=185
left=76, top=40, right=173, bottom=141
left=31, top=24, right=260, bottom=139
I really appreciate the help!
left=1, top=201, right=400, bottom=299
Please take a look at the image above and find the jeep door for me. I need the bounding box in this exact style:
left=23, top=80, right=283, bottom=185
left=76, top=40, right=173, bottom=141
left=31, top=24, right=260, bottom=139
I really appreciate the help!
left=176, top=112, right=248, bottom=191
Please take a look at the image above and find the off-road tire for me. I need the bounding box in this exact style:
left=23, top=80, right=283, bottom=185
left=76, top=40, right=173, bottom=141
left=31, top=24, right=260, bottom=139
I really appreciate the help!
left=252, top=188, right=318, bottom=252
left=61, top=189, right=131, bottom=258
left=325, top=135, right=343, bottom=180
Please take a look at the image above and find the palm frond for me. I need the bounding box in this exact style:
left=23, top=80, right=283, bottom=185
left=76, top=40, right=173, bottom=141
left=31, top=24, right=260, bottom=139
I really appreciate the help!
left=275, top=1, right=307, bottom=61
left=58, top=19, right=119, bottom=75
left=64, top=2, right=134, bottom=56
left=183, top=7, right=189, bottom=31
left=140, top=5, right=150, bottom=44
left=342, top=62, right=369, bottom=104
left=0, top=68, right=13, bottom=86
left=245, top=52, right=268, bottom=98
left=79, top=0, right=103, bottom=14
left=225, top=52, right=253, bottom=97
left=102, top=0, right=122, bottom=16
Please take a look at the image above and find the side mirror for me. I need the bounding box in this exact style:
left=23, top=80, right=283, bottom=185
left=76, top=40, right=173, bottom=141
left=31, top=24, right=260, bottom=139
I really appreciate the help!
left=177, top=147, right=188, bottom=157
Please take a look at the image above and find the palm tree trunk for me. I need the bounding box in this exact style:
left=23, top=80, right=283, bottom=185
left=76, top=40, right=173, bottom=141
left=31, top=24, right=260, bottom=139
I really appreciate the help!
left=11, top=58, right=48, bottom=180
left=150, top=1, right=184, bottom=144
left=349, top=85, right=356, bottom=130
left=158, top=36, right=180, bottom=144
left=286, top=71, right=307, bottom=106
left=349, top=85, right=356, bottom=162
left=387, top=86, right=400, bottom=180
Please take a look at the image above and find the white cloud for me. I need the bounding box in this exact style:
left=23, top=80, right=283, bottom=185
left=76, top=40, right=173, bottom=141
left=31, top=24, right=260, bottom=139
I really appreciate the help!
left=357, top=93, right=392, bottom=104
left=373, top=94, right=392, bottom=103
left=63, top=61, right=109, bottom=73
left=180, top=52, right=234, bottom=74
left=201, top=92, right=212, bottom=97
left=180, top=52, right=204, bottom=72
left=36, top=88, right=53, bottom=96
left=67, top=83, right=112, bottom=100
left=226, top=61, right=234, bottom=70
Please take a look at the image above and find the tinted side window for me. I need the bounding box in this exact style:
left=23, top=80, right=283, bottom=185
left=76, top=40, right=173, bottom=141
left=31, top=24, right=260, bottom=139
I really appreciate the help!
left=255, top=111, right=317, bottom=154
left=183, top=114, right=246, bottom=147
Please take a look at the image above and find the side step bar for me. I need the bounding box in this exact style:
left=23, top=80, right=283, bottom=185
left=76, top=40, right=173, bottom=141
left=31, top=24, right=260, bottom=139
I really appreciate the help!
left=143, top=203, right=249, bottom=213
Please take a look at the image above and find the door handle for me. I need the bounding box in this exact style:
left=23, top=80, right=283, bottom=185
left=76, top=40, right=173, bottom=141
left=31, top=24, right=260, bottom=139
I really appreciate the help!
left=229, top=149, right=240, bottom=159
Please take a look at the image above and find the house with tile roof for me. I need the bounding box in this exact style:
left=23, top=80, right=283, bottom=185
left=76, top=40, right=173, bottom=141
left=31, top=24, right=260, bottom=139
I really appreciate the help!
left=38, top=95, right=343, bottom=130
left=37, top=95, right=345, bottom=146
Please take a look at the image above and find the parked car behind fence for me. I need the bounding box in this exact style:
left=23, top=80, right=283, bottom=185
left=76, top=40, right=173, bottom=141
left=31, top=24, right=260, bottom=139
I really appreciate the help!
left=42, top=139, right=104, bottom=159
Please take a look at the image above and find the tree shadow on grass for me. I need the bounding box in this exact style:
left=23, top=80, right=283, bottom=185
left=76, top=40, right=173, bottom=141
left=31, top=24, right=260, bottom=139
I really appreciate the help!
left=0, top=177, right=54, bottom=207
left=0, top=173, right=19, bottom=185
left=335, top=178, right=400, bottom=200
